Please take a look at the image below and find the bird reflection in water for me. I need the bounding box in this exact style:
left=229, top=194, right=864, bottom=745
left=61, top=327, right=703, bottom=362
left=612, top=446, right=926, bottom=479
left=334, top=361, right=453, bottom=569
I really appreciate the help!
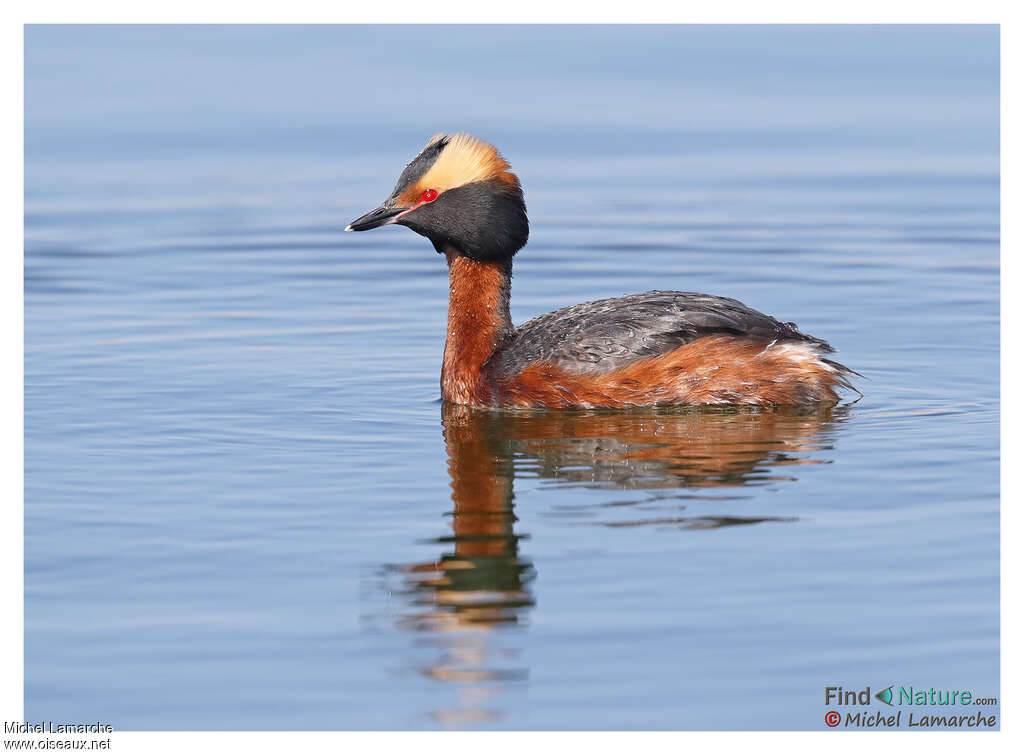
left=391, top=402, right=846, bottom=726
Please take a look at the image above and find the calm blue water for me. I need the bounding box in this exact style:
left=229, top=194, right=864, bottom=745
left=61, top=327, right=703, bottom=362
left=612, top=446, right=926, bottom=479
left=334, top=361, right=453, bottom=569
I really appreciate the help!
left=24, top=25, right=999, bottom=730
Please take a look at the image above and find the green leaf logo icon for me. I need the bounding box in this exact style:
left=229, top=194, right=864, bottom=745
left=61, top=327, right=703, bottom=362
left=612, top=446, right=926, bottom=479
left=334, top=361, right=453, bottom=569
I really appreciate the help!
left=875, top=686, right=894, bottom=706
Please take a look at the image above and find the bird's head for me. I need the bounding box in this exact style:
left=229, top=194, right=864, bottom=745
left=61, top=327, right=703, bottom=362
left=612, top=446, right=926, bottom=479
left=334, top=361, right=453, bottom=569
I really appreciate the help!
left=346, top=133, right=529, bottom=262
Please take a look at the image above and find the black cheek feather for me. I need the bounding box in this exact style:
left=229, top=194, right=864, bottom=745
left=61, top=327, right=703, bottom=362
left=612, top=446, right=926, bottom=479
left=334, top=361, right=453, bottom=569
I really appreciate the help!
left=400, top=178, right=529, bottom=262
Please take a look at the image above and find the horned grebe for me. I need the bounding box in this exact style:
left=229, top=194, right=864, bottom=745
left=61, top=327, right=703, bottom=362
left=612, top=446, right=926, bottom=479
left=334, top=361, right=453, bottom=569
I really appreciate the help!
left=347, top=133, right=855, bottom=408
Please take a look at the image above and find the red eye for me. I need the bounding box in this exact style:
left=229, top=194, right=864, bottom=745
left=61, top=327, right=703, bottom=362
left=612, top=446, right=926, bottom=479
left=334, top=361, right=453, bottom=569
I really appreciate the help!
left=420, top=188, right=438, bottom=203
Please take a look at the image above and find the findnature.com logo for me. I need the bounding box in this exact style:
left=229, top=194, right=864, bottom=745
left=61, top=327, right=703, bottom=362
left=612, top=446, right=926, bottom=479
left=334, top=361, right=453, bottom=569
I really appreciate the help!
left=823, top=685, right=998, bottom=729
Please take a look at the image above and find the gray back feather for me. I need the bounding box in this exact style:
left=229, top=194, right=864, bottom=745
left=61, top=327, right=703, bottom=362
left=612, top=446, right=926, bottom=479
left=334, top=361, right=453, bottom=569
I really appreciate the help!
left=485, top=290, right=832, bottom=377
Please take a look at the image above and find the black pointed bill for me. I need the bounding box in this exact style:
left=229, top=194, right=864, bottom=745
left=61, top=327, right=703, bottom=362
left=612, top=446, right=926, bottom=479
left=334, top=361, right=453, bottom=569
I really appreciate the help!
left=345, top=204, right=408, bottom=232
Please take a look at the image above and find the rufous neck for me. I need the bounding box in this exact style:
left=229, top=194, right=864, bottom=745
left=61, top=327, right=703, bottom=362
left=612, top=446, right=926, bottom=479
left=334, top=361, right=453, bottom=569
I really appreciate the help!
left=441, top=250, right=512, bottom=405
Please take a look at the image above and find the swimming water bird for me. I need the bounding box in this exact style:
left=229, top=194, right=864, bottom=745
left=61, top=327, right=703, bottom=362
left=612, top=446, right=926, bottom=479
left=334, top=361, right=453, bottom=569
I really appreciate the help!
left=347, top=133, right=856, bottom=408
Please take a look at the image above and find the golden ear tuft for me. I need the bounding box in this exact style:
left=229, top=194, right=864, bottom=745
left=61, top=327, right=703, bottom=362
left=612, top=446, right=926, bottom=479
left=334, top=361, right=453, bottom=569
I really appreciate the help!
left=415, top=133, right=516, bottom=196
